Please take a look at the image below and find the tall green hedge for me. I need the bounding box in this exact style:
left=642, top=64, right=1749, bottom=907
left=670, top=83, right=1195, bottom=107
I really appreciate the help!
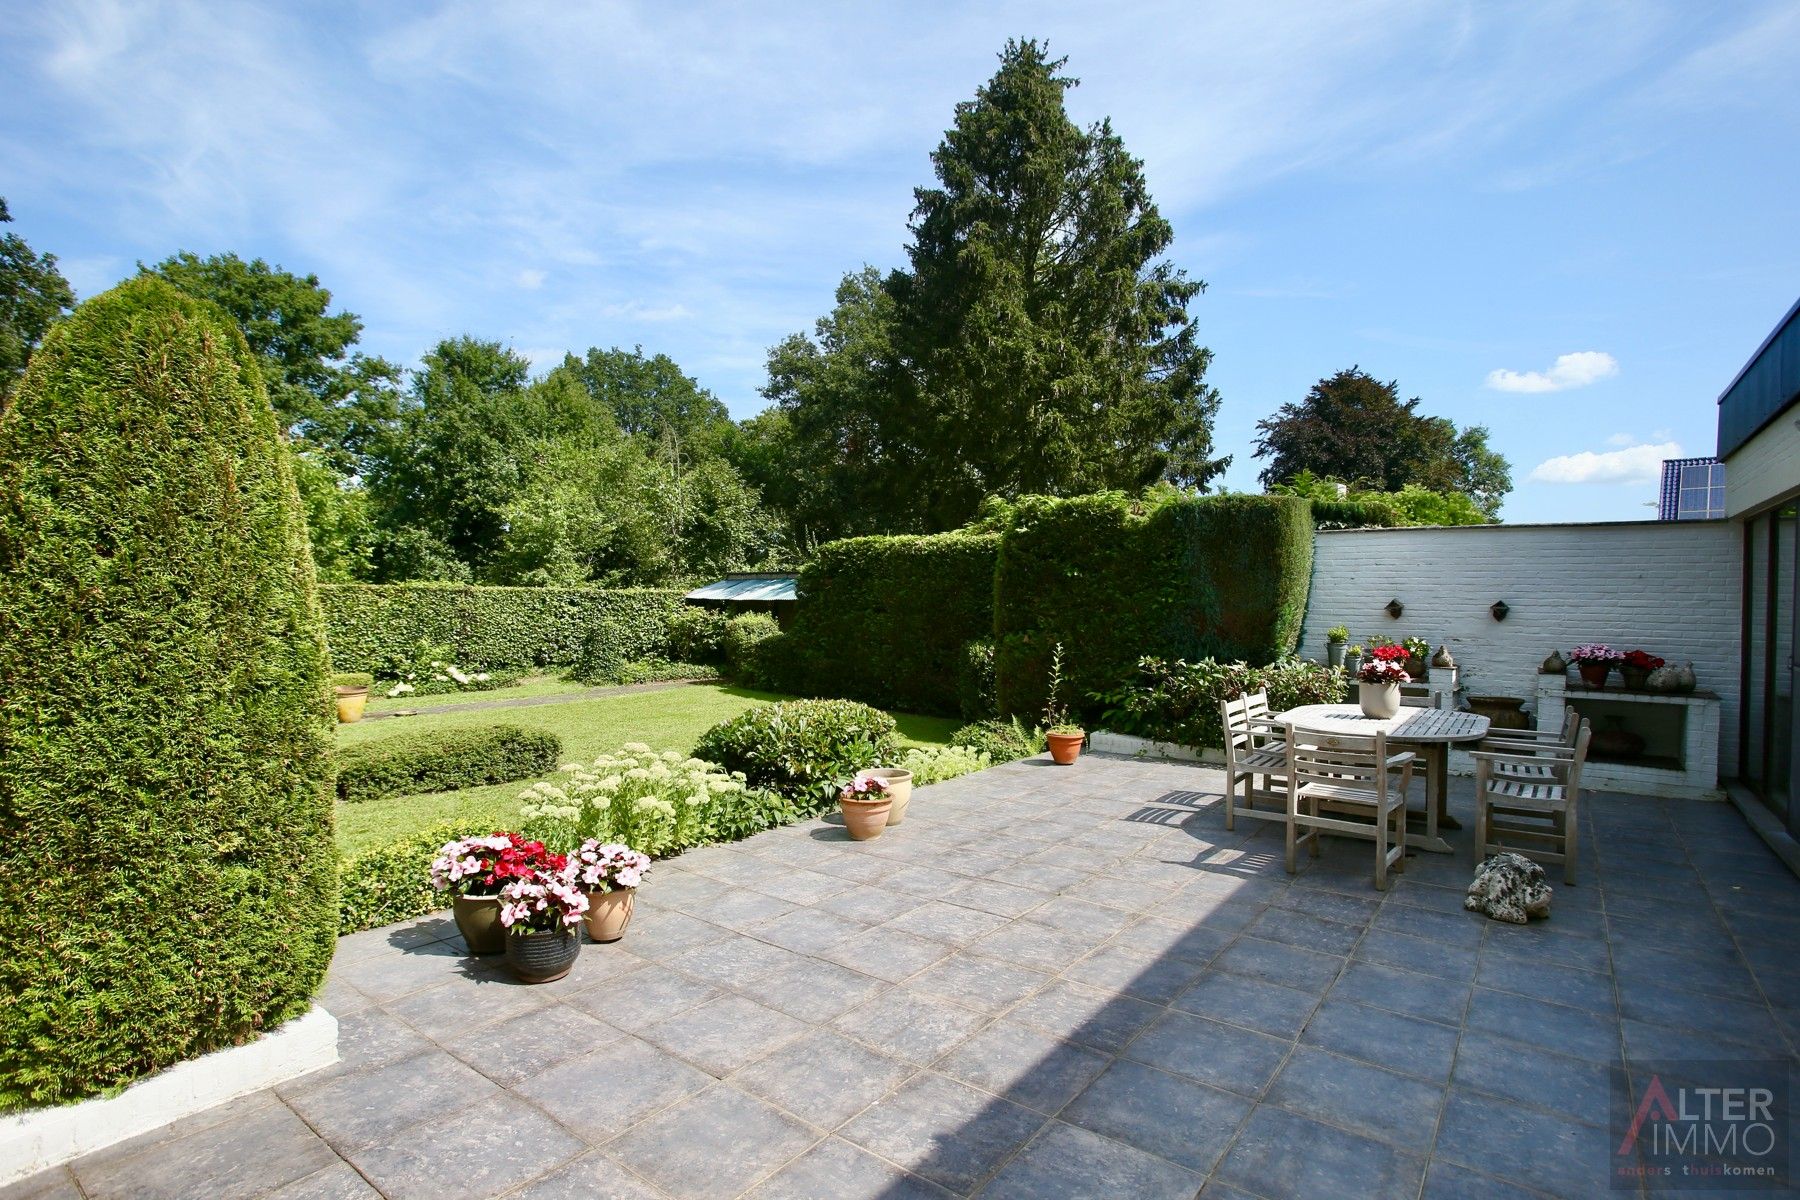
left=993, top=493, right=1312, bottom=719
left=780, top=533, right=998, bottom=715
left=0, top=278, right=337, bottom=1111
left=319, top=583, right=682, bottom=674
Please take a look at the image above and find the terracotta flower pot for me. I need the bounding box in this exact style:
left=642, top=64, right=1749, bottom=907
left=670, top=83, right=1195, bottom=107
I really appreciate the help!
left=452, top=894, right=505, bottom=955
left=504, top=928, right=580, bottom=983
left=334, top=685, right=369, bottom=723
left=857, top=768, right=914, bottom=825
left=840, top=793, right=892, bottom=840
left=1047, top=730, right=1085, bottom=765
left=1577, top=662, right=1610, bottom=689
left=1359, top=682, right=1400, bottom=720
left=583, top=887, right=636, bottom=943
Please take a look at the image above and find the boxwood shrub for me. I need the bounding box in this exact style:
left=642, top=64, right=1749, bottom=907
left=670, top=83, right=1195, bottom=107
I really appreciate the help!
left=1093, top=656, right=1347, bottom=750
left=694, top=699, right=899, bottom=807
left=992, top=493, right=1313, bottom=720
left=721, top=611, right=780, bottom=682
left=0, top=278, right=337, bottom=1111
left=337, top=820, right=474, bottom=935
left=320, top=583, right=682, bottom=674
left=949, top=717, right=1045, bottom=764
left=336, top=725, right=563, bottom=803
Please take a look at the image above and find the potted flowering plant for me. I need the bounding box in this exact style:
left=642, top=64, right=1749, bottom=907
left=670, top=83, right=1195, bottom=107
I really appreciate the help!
left=1042, top=642, right=1086, bottom=766
left=1357, top=646, right=1412, bottom=718
left=838, top=774, right=893, bottom=840
left=1619, top=649, right=1664, bottom=691
left=498, top=855, right=588, bottom=983
left=1568, top=644, right=1621, bottom=689
left=856, top=767, right=914, bottom=826
left=429, top=832, right=554, bottom=954
left=571, top=840, right=650, bottom=943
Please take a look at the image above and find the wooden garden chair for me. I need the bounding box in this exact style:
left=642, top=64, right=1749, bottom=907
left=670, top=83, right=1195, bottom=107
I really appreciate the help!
left=1220, top=691, right=1288, bottom=831
left=1283, top=731, right=1414, bottom=891
left=1470, top=721, right=1592, bottom=885
left=1478, top=711, right=1582, bottom=785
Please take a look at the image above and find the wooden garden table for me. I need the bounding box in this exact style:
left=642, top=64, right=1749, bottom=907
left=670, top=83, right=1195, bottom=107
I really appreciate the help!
left=1274, top=704, right=1491, bottom=854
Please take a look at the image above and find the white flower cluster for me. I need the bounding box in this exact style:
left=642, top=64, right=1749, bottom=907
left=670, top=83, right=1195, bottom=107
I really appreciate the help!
left=519, top=743, right=747, bottom=855
left=572, top=839, right=651, bottom=893
left=385, top=681, right=416, bottom=698
left=430, top=660, right=492, bottom=686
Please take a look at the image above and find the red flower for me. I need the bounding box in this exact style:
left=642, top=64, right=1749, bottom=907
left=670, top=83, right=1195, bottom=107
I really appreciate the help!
left=1622, top=649, right=1664, bottom=670
left=1370, top=644, right=1408, bottom=663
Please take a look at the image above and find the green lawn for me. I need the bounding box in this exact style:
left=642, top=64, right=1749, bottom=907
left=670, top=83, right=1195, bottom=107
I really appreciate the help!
left=334, top=682, right=961, bottom=855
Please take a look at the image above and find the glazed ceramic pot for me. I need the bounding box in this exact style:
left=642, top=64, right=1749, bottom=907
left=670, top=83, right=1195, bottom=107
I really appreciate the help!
left=452, top=894, right=505, bottom=955
left=857, top=768, right=914, bottom=826
left=504, top=928, right=580, bottom=983
left=334, top=685, right=369, bottom=723
left=583, top=887, right=636, bottom=943
left=840, top=793, right=893, bottom=840
left=1577, top=662, right=1610, bottom=689
left=1359, top=682, right=1400, bottom=720
left=1046, top=730, right=1086, bottom=766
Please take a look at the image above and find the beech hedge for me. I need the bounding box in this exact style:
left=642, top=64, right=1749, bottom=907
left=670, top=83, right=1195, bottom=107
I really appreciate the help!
left=0, top=278, right=337, bottom=1111
left=336, top=725, right=563, bottom=803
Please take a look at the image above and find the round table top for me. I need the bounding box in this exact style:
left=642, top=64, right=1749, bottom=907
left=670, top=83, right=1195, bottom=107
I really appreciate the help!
left=1276, top=703, right=1491, bottom=744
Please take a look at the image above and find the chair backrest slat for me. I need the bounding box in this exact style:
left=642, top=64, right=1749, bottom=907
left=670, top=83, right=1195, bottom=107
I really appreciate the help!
left=1286, top=731, right=1389, bottom=803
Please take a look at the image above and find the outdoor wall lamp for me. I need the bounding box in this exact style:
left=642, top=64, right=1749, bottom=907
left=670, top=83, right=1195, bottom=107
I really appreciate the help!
left=1385, top=598, right=1404, bottom=619
left=1491, top=600, right=1511, bottom=622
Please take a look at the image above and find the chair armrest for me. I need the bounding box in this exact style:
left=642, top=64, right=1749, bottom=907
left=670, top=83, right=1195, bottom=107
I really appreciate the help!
left=1480, top=730, right=1564, bottom=744
left=1470, top=749, right=1575, bottom=769
left=1383, top=751, right=1416, bottom=768
left=1246, top=716, right=1286, bottom=731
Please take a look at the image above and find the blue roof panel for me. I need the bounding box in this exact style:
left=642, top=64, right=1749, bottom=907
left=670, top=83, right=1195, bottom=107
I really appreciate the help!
left=684, top=576, right=797, bottom=603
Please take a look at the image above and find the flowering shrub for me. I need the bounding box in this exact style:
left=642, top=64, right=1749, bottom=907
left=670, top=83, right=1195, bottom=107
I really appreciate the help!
left=1622, top=649, right=1665, bottom=671
left=1569, top=643, right=1622, bottom=665
left=572, top=840, right=650, bottom=893
left=897, top=744, right=991, bottom=786
left=498, top=857, right=589, bottom=934
left=839, top=775, right=891, bottom=804
left=428, top=833, right=555, bottom=898
left=1357, top=658, right=1411, bottom=684
left=519, top=743, right=756, bottom=855
left=1093, top=656, right=1347, bottom=750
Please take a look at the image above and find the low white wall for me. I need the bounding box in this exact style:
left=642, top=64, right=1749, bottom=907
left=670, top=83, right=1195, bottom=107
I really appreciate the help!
left=1297, top=521, right=1740, bottom=774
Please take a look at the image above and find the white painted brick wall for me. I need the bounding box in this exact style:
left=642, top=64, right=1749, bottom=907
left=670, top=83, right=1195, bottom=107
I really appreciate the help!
left=1298, top=521, right=1741, bottom=775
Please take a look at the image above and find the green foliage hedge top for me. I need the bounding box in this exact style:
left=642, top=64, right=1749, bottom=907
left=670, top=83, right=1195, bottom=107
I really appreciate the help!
left=336, top=724, right=563, bottom=803
left=0, top=277, right=337, bottom=1110
left=319, top=583, right=682, bottom=675
left=779, top=532, right=998, bottom=715
left=694, top=699, right=899, bottom=806
left=992, top=493, right=1312, bottom=719
left=1095, top=656, right=1347, bottom=750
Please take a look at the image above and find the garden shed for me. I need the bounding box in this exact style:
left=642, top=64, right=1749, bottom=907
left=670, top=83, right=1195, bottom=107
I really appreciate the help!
left=683, top=572, right=799, bottom=627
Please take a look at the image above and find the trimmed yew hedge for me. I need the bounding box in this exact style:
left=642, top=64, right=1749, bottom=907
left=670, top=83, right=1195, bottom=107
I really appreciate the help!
left=336, top=725, right=563, bottom=803
left=319, top=583, right=683, bottom=675
left=993, top=493, right=1313, bottom=720
left=0, top=278, right=337, bottom=1111
left=779, top=533, right=998, bottom=715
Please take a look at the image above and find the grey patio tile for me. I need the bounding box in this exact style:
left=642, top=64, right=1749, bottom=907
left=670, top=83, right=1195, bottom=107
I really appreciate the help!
left=1060, top=1058, right=1250, bottom=1174
left=1617, top=978, right=1784, bottom=1047
left=382, top=974, right=556, bottom=1042
left=749, top=956, right=890, bottom=1022
left=1008, top=978, right=1162, bottom=1054
left=1610, top=942, right=1758, bottom=1000
left=832, top=987, right=990, bottom=1065
left=1265, top=1045, right=1444, bottom=1152
left=991, top=861, right=1091, bottom=893
left=1452, top=1029, right=1614, bottom=1125
left=692, top=888, right=797, bottom=932
left=1212, top=935, right=1346, bottom=993
left=604, top=1084, right=818, bottom=1200
left=910, top=951, right=1055, bottom=1014
left=808, top=850, right=905, bottom=884
left=438, top=1005, right=618, bottom=1087
left=1380, top=879, right=1469, bottom=916
left=664, top=933, right=806, bottom=987
left=1371, top=902, right=1485, bottom=949
left=72, top=1098, right=338, bottom=1200
left=966, top=920, right=1096, bottom=973
left=821, top=927, right=953, bottom=982
left=1476, top=951, right=1616, bottom=1016
left=942, top=877, right=1051, bottom=917
left=1246, top=907, right=1365, bottom=956
left=639, top=868, right=732, bottom=911
left=1174, top=967, right=1320, bottom=1038
left=1108, top=915, right=1234, bottom=964
left=1485, top=922, right=1612, bottom=973
left=881, top=900, right=1011, bottom=946
left=615, top=909, right=730, bottom=959
left=838, top=1073, right=1046, bottom=1194
left=563, top=963, right=720, bottom=1033
left=284, top=1050, right=499, bottom=1152
left=745, top=866, right=855, bottom=906
left=747, top=1138, right=951, bottom=1200
left=344, top=1097, right=584, bottom=1200
left=1214, top=1104, right=1424, bottom=1200
left=289, top=1009, right=434, bottom=1085
left=1301, top=998, right=1459, bottom=1083
left=556, top=941, right=653, bottom=991
left=881, top=864, right=969, bottom=896
left=1355, top=927, right=1479, bottom=982
left=982, top=1120, right=1205, bottom=1200
left=1466, top=988, right=1623, bottom=1065
left=814, top=885, right=925, bottom=925
left=1420, top=1160, right=1548, bottom=1200
left=1277, top=885, right=1383, bottom=925
left=935, top=1018, right=1111, bottom=1113
left=1619, top=1016, right=1779, bottom=1064
left=315, top=973, right=373, bottom=1018
left=1434, top=1088, right=1618, bottom=1200
left=1, top=1168, right=82, bottom=1200
left=733, top=1032, right=916, bottom=1129
left=513, top=1035, right=712, bottom=1139
left=509, top=1152, right=670, bottom=1199
left=1328, top=960, right=1471, bottom=1026
left=744, top=906, right=868, bottom=955
left=639, top=992, right=808, bottom=1076
left=1063, top=944, right=1208, bottom=1003
left=1123, top=1010, right=1290, bottom=1096
left=326, top=940, right=481, bottom=1003
left=1025, top=895, right=1138, bottom=938
left=262, top=1161, right=382, bottom=1199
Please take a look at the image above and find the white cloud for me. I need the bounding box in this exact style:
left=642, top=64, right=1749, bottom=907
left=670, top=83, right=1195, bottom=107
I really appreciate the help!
left=1486, top=351, right=1620, bottom=394
left=1528, top=440, right=1681, bottom=485
left=515, top=268, right=546, bottom=290
left=599, top=301, right=694, bottom=322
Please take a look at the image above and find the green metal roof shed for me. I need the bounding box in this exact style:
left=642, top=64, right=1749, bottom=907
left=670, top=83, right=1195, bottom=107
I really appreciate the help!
left=683, top=573, right=798, bottom=603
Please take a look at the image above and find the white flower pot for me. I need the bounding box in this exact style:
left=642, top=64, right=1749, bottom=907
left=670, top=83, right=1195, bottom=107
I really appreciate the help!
left=1359, top=682, right=1400, bottom=719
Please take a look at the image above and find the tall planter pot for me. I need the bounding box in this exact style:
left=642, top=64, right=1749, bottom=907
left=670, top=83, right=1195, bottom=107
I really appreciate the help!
left=583, top=888, right=636, bottom=943
left=1359, top=682, right=1401, bottom=720
left=1325, top=642, right=1346, bottom=669
left=452, top=894, right=505, bottom=955
left=840, top=793, right=892, bottom=840
left=857, top=768, right=914, bottom=826
left=334, top=685, right=369, bottom=724
left=505, top=928, right=580, bottom=983
left=1343, top=652, right=1363, bottom=678
left=1047, top=730, right=1086, bottom=766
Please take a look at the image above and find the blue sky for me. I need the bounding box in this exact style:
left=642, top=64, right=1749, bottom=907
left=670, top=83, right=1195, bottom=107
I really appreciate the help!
left=5, top=1, right=1797, bottom=522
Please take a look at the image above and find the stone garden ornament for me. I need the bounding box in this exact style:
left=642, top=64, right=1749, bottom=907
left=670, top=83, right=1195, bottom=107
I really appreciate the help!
left=1465, top=852, right=1553, bottom=924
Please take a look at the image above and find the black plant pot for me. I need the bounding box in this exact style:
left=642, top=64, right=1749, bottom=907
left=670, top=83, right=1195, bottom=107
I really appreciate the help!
left=504, top=928, right=580, bottom=983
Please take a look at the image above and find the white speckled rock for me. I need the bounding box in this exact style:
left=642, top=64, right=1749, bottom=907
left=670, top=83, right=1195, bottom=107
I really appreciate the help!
left=1464, top=853, right=1553, bottom=924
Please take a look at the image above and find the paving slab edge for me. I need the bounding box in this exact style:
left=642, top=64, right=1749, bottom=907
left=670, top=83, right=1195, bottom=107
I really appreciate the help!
left=0, top=1005, right=339, bottom=1185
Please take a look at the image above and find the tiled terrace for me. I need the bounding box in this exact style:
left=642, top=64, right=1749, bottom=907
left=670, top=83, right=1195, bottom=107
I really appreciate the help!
left=12, top=754, right=1800, bottom=1200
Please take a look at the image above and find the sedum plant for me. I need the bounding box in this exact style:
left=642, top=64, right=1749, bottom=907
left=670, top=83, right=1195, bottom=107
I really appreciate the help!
left=897, top=744, right=992, bottom=786
left=519, top=743, right=752, bottom=856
